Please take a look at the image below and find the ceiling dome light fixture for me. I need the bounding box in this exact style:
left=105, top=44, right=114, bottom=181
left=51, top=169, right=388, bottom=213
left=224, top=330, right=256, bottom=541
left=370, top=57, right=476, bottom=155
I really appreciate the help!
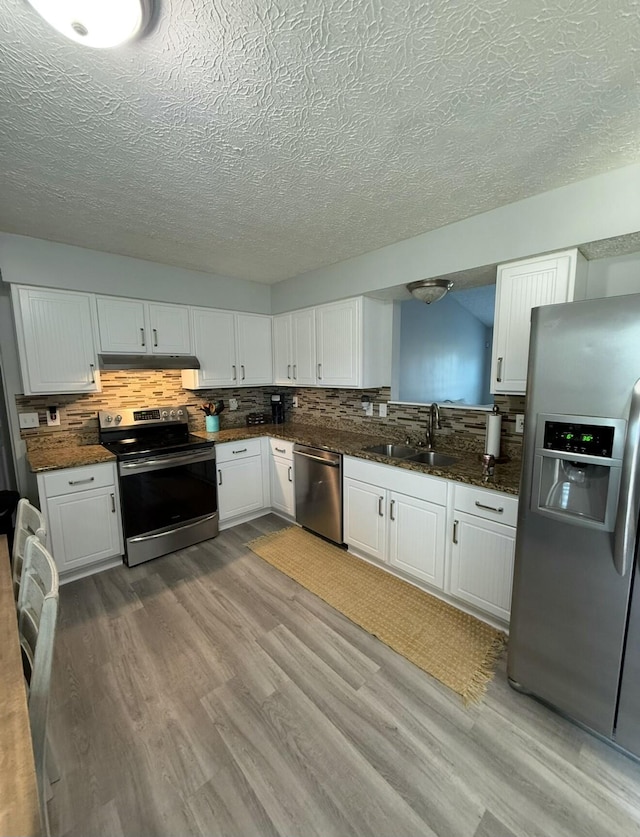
left=407, top=278, right=454, bottom=304
left=26, top=0, right=151, bottom=49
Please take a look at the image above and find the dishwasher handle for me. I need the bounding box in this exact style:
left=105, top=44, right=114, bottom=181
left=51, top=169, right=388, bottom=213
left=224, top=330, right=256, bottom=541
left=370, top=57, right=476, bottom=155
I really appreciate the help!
left=293, top=450, right=341, bottom=467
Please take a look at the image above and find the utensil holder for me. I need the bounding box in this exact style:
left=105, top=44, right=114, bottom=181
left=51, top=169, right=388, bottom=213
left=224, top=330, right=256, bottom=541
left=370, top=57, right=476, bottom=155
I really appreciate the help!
left=205, top=415, right=219, bottom=432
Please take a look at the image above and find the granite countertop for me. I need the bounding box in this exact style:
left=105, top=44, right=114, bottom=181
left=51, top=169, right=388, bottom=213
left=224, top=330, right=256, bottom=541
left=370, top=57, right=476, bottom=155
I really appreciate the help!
left=27, top=422, right=521, bottom=494
left=26, top=440, right=116, bottom=473
left=193, top=422, right=522, bottom=495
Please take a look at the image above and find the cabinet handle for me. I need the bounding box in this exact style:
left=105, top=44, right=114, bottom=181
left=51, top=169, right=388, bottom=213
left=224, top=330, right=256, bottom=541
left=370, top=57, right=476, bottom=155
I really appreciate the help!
left=218, top=469, right=222, bottom=486
left=287, top=364, right=291, bottom=380
left=140, top=327, right=145, bottom=347
left=453, top=519, right=459, bottom=544
left=241, top=364, right=245, bottom=380
left=232, top=365, right=237, bottom=380
left=293, top=364, right=297, bottom=380
left=288, top=466, right=292, bottom=482
left=89, top=363, right=95, bottom=383
left=496, top=356, right=503, bottom=383
left=275, top=447, right=286, bottom=453
left=69, top=477, right=95, bottom=485
left=232, top=448, right=247, bottom=454
left=110, top=492, right=116, bottom=513
left=475, top=500, right=504, bottom=514
left=390, top=499, right=395, bottom=521
left=317, top=363, right=322, bottom=380
left=153, top=328, right=158, bottom=347
left=378, top=496, right=384, bottom=517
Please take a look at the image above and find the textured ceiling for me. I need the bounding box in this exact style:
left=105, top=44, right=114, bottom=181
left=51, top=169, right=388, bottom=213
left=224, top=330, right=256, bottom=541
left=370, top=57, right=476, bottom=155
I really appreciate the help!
left=1, top=0, right=640, bottom=283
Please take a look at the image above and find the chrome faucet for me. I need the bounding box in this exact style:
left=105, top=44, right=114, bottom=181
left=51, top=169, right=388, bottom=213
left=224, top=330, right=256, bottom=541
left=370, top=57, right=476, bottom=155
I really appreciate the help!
left=426, top=402, right=441, bottom=449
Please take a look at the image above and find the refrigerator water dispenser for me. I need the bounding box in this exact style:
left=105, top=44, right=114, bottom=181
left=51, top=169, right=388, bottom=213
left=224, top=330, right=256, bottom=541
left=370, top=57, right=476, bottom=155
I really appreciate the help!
left=531, top=414, right=625, bottom=531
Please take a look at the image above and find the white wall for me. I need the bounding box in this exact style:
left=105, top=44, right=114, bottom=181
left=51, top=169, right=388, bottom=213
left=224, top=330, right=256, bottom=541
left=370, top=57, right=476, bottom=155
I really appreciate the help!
left=586, top=251, right=640, bottom=299
left=0, top=233, right=271, bottom=313
left=271, top=162, right=640, bottom=313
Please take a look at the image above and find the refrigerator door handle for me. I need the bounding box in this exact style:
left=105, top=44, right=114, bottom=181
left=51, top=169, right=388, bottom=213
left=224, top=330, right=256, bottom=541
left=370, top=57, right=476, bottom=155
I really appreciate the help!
left=613, top=378, right=640, bottom=576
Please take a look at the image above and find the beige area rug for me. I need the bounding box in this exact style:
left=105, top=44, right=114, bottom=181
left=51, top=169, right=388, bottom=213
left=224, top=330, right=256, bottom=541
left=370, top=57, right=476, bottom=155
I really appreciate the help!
left=247, top=526, right=507, bottom=704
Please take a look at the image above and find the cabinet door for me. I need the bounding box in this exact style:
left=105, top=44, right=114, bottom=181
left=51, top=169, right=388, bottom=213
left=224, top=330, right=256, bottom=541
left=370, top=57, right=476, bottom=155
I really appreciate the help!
left=186, top=308, right=237, bottom=388
left=148, top=303, right=192, bottom=355
left=270, top=454, right=294, bottom=516
left=316, top=299, right=360, bottom=387
left=449, top=511, right=515, bottom=621
left=96, top=297, right=147, bottom=353
left=236, top=314, right=273, bottom=385
left=272, top=315, right=293, bottom=385
left=15, top=287, right=100, bottom=394
left=387, top=491, right=446, bottom=589
left=218, top=457, right=265, bottom=521
left=291, top=308, right=316, bottom=385
left=343, top=477, right=386, bottom=561
left=491, top=255, right=572, bottom=394
left=47, top=486, right=122, bottom=573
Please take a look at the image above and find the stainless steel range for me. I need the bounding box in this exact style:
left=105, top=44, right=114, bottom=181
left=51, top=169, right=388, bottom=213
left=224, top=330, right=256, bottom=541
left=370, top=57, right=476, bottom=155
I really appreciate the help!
left=99, top=406, right=218, bottom=567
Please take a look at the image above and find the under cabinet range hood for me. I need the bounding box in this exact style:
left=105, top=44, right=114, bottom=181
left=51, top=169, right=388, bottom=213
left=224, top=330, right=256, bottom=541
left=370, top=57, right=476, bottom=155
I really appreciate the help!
left=97, top=354, right=201, bottom=371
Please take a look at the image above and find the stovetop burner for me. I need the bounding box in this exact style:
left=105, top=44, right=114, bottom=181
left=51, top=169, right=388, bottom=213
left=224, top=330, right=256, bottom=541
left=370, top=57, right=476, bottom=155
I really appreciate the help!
left=99, top=405, right=214, bottom=461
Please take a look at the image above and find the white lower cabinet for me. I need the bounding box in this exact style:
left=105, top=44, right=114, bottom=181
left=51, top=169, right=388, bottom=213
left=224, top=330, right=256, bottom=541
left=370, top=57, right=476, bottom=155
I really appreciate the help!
left=269, top=439, right=295, bottom=518
left=344, top=456, right=518, bottom=623
left=343, top=457, right=447, bottom=590
left=37, top=462, right=123, bottom=581
left=448, top=484, right=518, bottom=622
left=216, top=439, right=269, bottom=525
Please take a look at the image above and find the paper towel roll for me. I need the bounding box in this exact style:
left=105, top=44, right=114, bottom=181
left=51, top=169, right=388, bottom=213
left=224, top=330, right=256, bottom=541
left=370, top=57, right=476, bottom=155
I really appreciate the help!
left=485, top=413, right=502, bottom=457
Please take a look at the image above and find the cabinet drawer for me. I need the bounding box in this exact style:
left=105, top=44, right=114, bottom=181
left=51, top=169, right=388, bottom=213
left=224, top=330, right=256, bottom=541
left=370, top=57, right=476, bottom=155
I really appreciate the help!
left=216, top=438, right=262, bottom=463
left=41, top=462, right=117, bottom=498
left=269, top=438, right=294, bottom=460
left=454, top=484, right=518, bottom=527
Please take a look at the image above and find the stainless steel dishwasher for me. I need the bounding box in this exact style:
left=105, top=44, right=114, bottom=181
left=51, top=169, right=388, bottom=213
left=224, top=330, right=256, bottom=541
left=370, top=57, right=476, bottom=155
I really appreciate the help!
left=293, top=444, right=343, bottom=544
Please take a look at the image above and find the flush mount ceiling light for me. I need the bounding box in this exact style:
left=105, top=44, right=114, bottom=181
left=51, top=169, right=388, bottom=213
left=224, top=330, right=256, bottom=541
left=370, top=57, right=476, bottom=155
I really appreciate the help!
left=26, top=0, right=151, bottom=48
left=407, top=278, right=454, bottom=304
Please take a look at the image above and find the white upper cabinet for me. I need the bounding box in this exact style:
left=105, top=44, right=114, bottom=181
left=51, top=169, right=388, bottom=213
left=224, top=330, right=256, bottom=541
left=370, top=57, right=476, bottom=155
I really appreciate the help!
left=236, top=314, right=273, bottom=385
left=273, top=308, right=317, bottom=386
left=147, top=303, right=192, bottom=354
left=13, top=286, right=101, bottom=395
left=97, top=296, right=191, bottom=355
left=182, top=309, right=272, bottom=389
left=315, top=297, right=392, bottom=389
left=491, top=248, right=586, bottom=395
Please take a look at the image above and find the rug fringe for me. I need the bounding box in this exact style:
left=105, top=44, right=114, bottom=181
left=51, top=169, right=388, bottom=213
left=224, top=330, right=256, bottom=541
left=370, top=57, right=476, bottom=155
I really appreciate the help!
left=462, top=632, right=508, bottom=705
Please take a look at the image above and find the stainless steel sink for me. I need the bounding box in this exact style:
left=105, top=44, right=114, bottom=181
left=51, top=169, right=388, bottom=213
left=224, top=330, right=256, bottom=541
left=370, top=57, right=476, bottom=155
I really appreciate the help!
left=406, top=450, right=458, bottom=467
left=363, top=444, right=419, bottom=458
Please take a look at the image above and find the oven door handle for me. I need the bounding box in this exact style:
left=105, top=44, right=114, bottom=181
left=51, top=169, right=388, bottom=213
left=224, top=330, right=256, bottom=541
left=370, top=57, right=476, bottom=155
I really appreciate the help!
left=119, top=448, right=215, bottom=475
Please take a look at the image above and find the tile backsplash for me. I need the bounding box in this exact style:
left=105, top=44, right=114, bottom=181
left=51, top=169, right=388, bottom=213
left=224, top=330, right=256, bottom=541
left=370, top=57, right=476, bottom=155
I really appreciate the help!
left=15, top=371, right=525, bottom=458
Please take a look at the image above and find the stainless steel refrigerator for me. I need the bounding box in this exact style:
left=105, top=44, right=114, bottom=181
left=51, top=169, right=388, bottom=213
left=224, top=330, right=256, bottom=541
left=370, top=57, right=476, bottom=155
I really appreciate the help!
left=508, top=293, right=640, bottom=758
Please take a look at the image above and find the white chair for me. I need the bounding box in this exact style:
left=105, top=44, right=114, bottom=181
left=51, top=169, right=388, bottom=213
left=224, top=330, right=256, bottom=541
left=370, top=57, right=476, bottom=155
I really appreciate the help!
left=18, top=534, right=59, bottom=837
left=12, top=498, right=47, bottom=602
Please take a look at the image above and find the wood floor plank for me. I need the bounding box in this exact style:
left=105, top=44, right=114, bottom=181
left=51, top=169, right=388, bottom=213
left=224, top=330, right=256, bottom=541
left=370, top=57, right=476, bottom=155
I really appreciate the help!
left=46, top=516, right=640, bottom=837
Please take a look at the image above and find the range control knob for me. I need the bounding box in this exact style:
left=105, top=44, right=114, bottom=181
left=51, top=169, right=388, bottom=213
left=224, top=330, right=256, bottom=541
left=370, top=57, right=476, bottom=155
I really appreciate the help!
left=115, top=415, right=122, bottom=424
left=105, top=415, right=113, bottom=423
left=162, top=410, right=169, bottom=418
left=169, top=410, right=176, bottom=418
left=176, top=409, right=184, bottom=417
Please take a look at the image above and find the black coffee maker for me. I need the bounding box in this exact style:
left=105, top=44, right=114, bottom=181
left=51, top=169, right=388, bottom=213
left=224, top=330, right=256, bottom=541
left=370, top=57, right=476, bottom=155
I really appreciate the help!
left=271, top=394, right=285, bottom=424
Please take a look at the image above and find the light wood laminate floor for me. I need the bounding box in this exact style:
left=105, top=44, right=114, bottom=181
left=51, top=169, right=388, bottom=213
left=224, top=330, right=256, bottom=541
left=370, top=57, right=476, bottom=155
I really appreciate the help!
left=48, top=515, right=640, bottom=837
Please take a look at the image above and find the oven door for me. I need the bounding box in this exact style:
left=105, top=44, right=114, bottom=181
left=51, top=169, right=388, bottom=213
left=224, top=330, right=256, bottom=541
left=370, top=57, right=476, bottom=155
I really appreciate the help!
left=118, top=447, right=218, bottom=566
